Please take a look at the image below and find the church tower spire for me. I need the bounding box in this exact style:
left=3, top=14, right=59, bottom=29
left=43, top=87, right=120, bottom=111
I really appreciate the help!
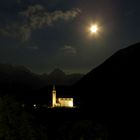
left=53, top=85, right=55, bottom=90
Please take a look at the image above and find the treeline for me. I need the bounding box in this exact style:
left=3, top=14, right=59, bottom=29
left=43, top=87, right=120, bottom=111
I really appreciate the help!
left=0, top=95, right=48, bottom=140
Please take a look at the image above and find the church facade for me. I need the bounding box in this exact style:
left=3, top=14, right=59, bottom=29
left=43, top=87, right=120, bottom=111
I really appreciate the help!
left=52, top=85, right=73, bottom=107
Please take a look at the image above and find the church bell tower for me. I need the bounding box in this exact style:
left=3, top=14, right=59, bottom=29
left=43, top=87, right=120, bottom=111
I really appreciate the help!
left=52, top=85, right=56, bottom=107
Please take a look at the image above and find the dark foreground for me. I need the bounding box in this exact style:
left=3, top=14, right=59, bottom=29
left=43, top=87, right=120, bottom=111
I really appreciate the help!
left=1, top=95, right=140, bottom=140
left=0, top=95, right=109, bottom=140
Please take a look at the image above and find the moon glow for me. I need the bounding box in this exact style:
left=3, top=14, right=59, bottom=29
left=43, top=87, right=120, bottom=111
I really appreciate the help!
left=89, top=24, right=98, bottom=34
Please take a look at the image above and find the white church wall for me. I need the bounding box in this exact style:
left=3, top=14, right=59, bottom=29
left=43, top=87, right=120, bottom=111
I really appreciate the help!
left=58, top=98, right=73, bottom=107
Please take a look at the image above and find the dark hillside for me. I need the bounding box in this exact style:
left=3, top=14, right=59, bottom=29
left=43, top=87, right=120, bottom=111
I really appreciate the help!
left=73, top=42, right=140, bottom=139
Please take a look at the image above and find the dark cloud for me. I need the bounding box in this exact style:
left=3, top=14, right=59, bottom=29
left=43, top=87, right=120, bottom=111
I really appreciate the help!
left=0, top=23, right=31, bottom=42
left=0, top=4, right=81, bottom=42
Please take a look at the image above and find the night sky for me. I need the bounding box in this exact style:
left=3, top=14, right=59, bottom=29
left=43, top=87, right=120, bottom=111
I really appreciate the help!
left=0, top=0, right=140, bottom=74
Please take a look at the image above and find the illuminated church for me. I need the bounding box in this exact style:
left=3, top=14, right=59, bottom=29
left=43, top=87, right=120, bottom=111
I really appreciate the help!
left=52, top=85, right=74, bottom=107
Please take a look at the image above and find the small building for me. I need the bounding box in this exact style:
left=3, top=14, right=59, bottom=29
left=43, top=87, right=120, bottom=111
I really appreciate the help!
left=52, top=85, right=74, bottom=108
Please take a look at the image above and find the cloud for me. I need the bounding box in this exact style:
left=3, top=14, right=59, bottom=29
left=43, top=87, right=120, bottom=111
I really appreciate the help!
left=20, top=5, right=81, bottom=28
left=0, top=24, right=31, bottom=42
left=19, top=25, right=31, bottom=41
left=61, top=45, right=77, bottom=54
left=48, top=8, right=81, bottom=23
left=0, top=4, right=81, bottom=42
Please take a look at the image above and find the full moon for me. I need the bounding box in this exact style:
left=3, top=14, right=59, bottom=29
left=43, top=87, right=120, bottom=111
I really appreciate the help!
left=89, top=24, right=98, bottom=34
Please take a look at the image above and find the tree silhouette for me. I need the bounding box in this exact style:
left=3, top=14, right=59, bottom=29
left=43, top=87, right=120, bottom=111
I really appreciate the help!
left=0, top=96, right=48, bottom=140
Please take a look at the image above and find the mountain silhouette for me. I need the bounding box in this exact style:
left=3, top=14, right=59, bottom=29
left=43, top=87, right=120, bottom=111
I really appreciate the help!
left=73, top=42, right=140, bottom=139
left=46, top=68, right=66, bottom=85
left=0, top=64, right=83, bottom=94
left=45, top=68, right=83, bottom=85
left=0, top=64, right=43, bottom=92
left=75, top=42, right=140, bottom=110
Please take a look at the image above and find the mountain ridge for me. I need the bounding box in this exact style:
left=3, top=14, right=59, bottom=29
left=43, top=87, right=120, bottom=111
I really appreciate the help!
left=71, top=42, right=140, bottom=139
left=0, top=64, right=83, bottom=92
left=72, top=42, right=140, bottom=113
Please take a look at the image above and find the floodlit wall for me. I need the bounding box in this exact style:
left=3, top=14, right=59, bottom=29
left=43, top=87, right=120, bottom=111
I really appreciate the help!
left=58, top=98, right=73, bottom=107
